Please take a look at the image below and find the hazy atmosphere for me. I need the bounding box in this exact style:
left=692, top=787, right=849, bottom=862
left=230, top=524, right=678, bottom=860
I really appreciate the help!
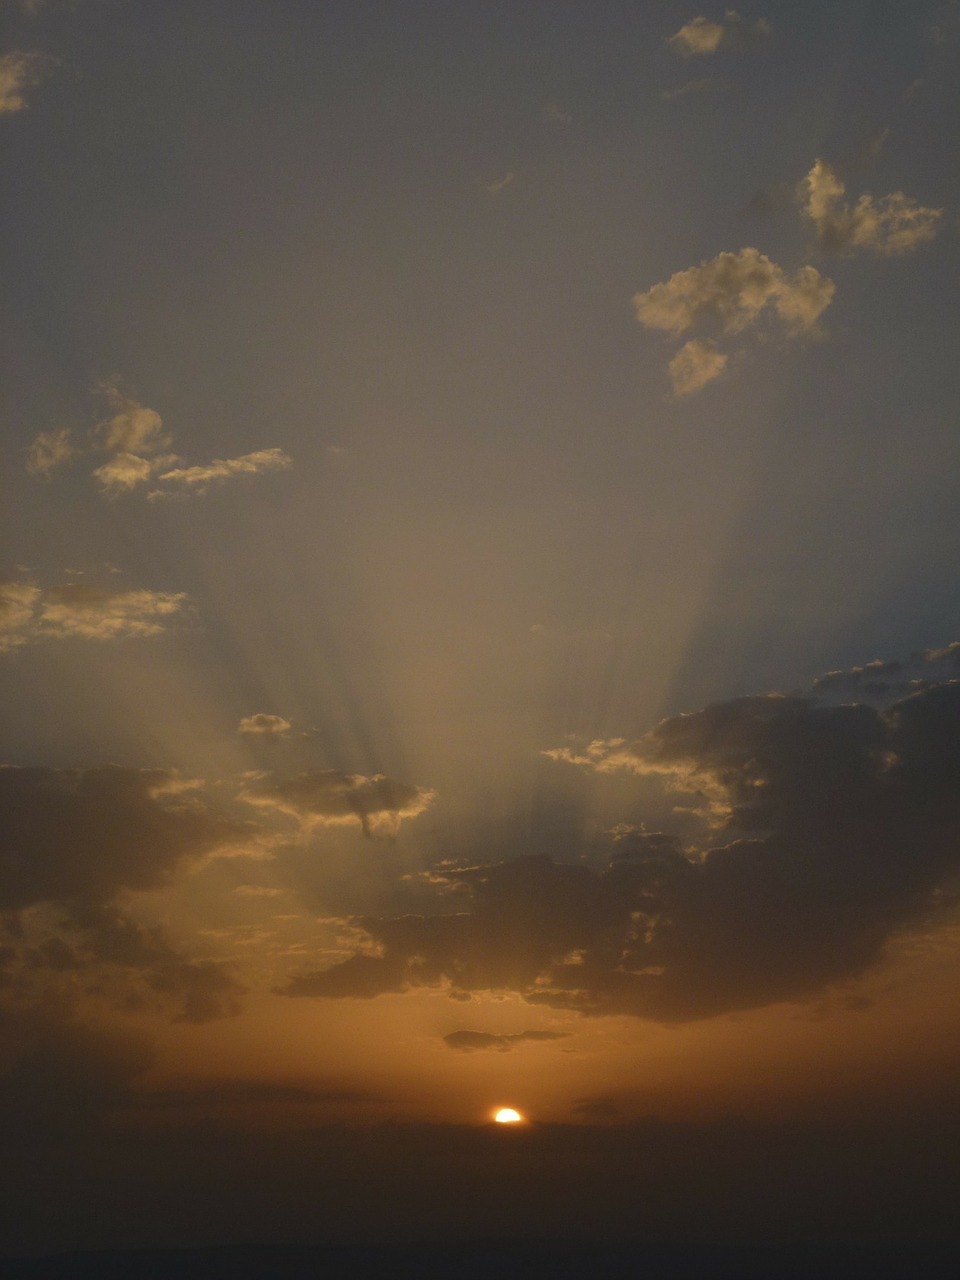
left=2, top=0, right=960, bottom=1263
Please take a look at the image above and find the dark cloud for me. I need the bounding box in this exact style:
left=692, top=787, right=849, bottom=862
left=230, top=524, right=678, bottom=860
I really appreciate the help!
left=241, top=769, right=435, bottom=837
left=0, top=766, right=249, bottom=911
left=443, top=1029, right=569, bottom=1052
left=0, top=767, right=251, bottom=1021
left=279, top=668, right=960, bottom=1022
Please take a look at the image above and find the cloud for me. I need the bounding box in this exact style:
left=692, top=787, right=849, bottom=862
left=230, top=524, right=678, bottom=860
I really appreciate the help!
left=634, top=248, right=834, bottom=338
left=0, top=581, right=41, bottom=652
left=800, top=160, right=944, bottom=255
left=241, top=770, right=436, bottom=838
left=668, top=11, right=771, bottom=57
left=484, top=171, right=514, bottom=195
left=668, top=339, right=728, bottom=395
left=27, top=380, right=292, bottom=500
left=0, top=767, right=253, bottom=1022
left=0, top=50, right=56, bottom=114
left=661, top=77, right=728, bottom=102
left=279, top=655, right=960, bottom=1023
left=25, top=428, right=76, bottom=478
left=238, top=714, right=293, bottom=739
left=443, top=1029, right=570, bottom=1052
left=150, top=448, right=292, bottom=497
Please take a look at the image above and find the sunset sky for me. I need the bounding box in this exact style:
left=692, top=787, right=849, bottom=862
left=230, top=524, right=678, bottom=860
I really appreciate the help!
left=2, top=0, right=960, bottom=1259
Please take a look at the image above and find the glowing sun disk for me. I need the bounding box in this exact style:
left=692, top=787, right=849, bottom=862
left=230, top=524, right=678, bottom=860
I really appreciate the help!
left=494, top=1108, right=523, bottom=1124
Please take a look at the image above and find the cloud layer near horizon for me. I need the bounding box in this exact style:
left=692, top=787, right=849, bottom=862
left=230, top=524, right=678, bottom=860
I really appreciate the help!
left=277, top=658, right=960, bottom=1023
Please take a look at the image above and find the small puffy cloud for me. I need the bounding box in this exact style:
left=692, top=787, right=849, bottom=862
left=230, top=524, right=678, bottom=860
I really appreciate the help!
left=443, top=1029, right=570, bottom=1052
left=634, top=248, right=834, bottom=337
left=800, top=159, right=943, bottom=255
left=241, top=770, right=436, bottom=838
left=0, top=50, right=57, bottom=114
left=238, top=713, right=293, bottom=740
left=668, top=11, right=771, bottom=57
left=668, top=339, right=728, bottom=395
left=25, top=428, right=76, bottom=478
left=150, top=448, right=292, bottom=498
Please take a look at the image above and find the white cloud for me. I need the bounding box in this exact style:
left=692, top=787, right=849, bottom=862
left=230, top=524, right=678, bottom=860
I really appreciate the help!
left=800, top=159, right=944, bottom=255
left=668, top=11, right=771, bottom=57
left=668, top=339, right=728, bottom=395
left=0, top=50, right=56, bottom=114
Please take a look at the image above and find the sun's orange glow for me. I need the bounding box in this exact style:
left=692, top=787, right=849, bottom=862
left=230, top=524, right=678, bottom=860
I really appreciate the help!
left=493, top=1108, right=524, bottom=1124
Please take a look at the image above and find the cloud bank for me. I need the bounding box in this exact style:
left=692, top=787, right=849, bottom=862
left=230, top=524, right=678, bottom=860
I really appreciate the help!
left=0, top=580, right=188, bottom=652
left=278, top=657, right=960, bottom=1023
left=241, top=769, right=436, bottom=838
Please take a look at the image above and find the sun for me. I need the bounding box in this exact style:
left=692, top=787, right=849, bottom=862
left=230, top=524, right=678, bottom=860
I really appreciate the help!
left=493, top=1107, right=524, bottom=1124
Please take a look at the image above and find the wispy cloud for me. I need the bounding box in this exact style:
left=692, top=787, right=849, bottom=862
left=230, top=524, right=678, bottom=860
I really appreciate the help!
left=667, top=11, right=771, bottom=57
left=26, top=380, right=293, bottom=500
left=0, top=50, right=57, bottom=114
left=661, top=77, right=728, bottom=102
left=800, top=159, right=943, bottom=255
left=150, top=448, right=292, bottom=498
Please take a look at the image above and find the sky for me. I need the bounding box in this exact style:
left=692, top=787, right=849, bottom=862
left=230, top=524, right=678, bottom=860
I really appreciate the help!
left=2, top=0, right=960, bottom=1259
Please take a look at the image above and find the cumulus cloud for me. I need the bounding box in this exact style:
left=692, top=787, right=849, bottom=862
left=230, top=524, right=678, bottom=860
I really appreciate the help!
left=241, top=770, right=436, bottom=838
left=0, top=50, right=57, bottom=113
left=27, top=380, right=292, bottom=500
left=668, top=339, right=728, bottom=395
left=279, top=655, right=960, bottom=1023
left=634, top=248, right=833, bottom=393
left=1, top=579, right=188, bottom=651
left=799, top=159, right=943, bottom=255
left=238, top=713, right=293, bottom=739
left=668, top=11, right=771, bottom=57
left=634, top=248, right=834, bottom=337
left=25, top=428, right=76, bottom=478
left=443, top=1029, right=570, bottom=1052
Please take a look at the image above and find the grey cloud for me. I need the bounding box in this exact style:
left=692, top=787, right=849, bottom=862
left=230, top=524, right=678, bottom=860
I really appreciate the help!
left=241, top=769, right=436, bottom=837
left=443, top=1029, right=570, bottom=1052
left=24, top=428, right=76, bottom=478
left=278, top=661, right=960, bottom=1023
left=668, top=11, right=771, bottom=57
left=0, top=765, right=250, bottom=912
left=661, top=77, right=728, bottom=102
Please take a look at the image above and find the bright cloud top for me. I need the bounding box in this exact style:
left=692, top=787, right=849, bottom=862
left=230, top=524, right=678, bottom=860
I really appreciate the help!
left=238, top=714, right=293, bottom=739
left=0, top=580, right=188, bottom=652
left=800, top=159, right=944, bottom=255
left=667, top=11, right=771, bottom=57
